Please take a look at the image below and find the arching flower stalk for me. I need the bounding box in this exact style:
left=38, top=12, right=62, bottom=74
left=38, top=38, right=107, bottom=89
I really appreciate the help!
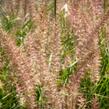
left=0, top=29, right=37, bottom=109
left=67, top=0, right=109, bottom=108
left=22, top=2, right=63, bottom=108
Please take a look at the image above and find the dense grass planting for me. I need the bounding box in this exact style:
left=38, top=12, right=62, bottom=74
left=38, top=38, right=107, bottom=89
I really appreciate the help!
left=0, top=0, right=109, bottom=109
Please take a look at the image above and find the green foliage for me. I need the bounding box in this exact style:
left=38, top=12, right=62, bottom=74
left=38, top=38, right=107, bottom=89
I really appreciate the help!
left=16, top=19, right=33, bottom=46
left=95, top=27, right=109, bottom=109
left=80, top=72, right=94, bottom=108
left=95, top=76, right=109, bottom=109
left=99, top=27, right=109, bottom=76
left=59, top=10, right=76, bottom=62
left=57, top=60, right=77, bottom=86
left=0, top=84, right=22, bottom=109
left=35, top=85, right=46, bottom=109
left=0, top=10, right=33, bottom=46
left=0, top=15, right=17, bottom=32
left=47, top=0, right=56, bottom=18
left=79, top=27, right=109, bottom=109
left=104, top=0, right=109, bottom=13
left=57, top=10, right=76, bottom=86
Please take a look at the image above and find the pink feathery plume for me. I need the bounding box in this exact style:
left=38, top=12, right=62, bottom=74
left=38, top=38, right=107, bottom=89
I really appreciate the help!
left=67, top=0, right=108, bottom=108
left=0, top=29, right=37, bottom=109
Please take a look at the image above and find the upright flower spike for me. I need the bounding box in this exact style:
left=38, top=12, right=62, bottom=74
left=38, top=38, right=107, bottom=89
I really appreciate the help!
left=68, top=0, right=104, bottom=108
left=22, top=1, right=64, bottom=107
left=70, top=0, right=103, bottom=83
left=88, top=0, right=103, bottom=82
left=49, top=21, right=61, bottom=74
left=69, top=1, right=109, bottom=108
left=0, top=29, right=37, bottom=109
left=27, top=0, right=37, bottom=21
left=24, top=28, right=62, bottom=109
